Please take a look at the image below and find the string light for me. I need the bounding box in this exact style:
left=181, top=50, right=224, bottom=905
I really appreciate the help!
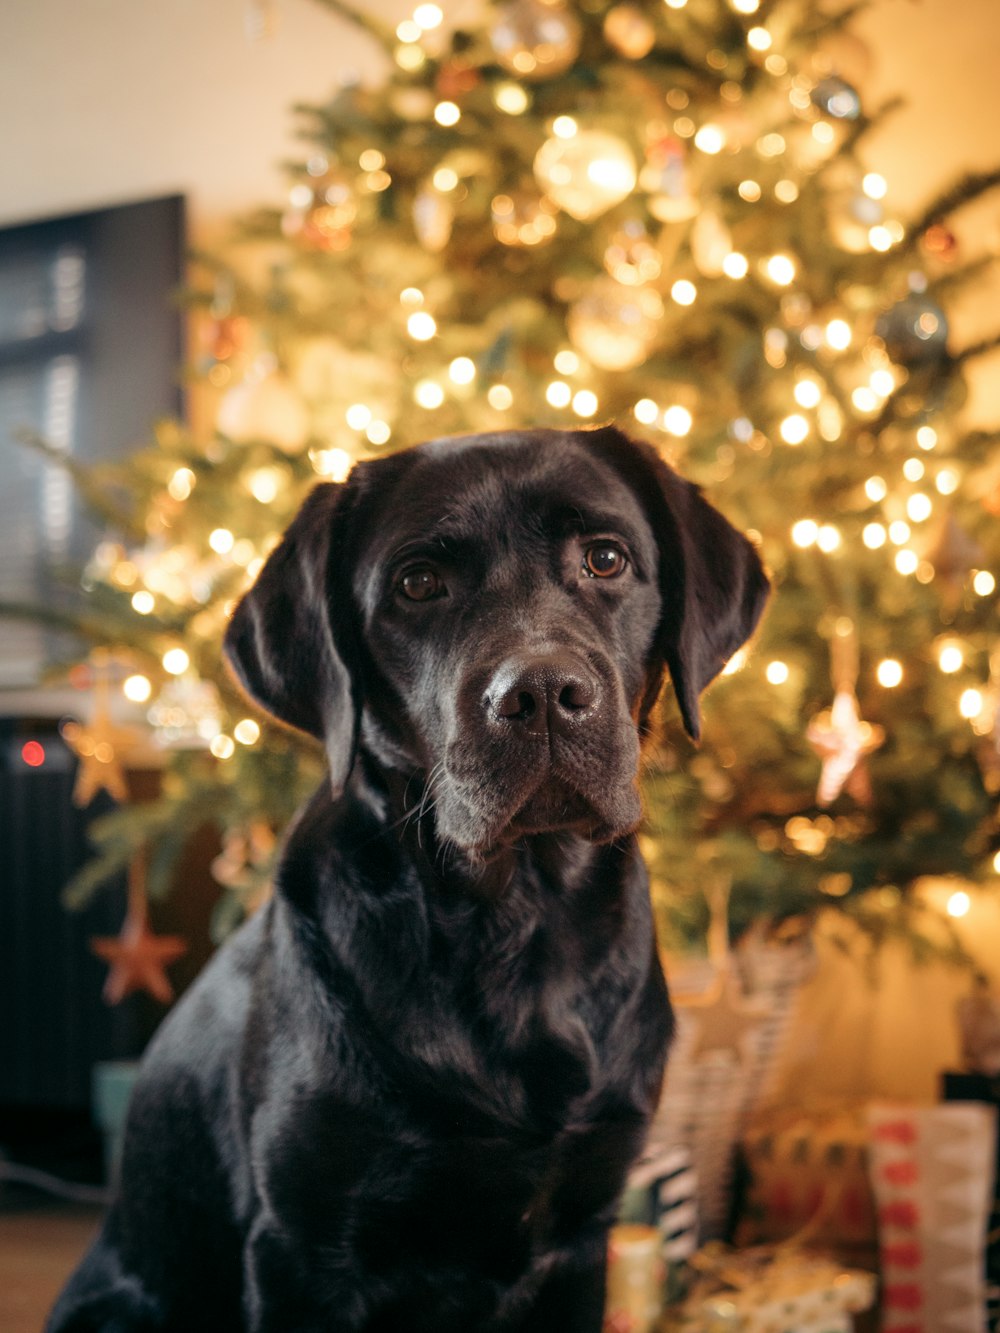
left=731, top=0, right=759, bottom=10
left=865, top=475, right=888, bottom=502
left=868, top=225, right=893, bottom=251
left=572, top=390, right=598, bottom=417
left=863, top=523, right=887, bottom=549
left=434, top=102, right=461, bottom=127
left=738, top=180, right=762, bottom=202
left=825, top=319, right=852, bottom=350
left=663, top=405, right=693, bottom=436
left=816, top=524, right=841, bottom=553
left=851, top=387, right=878, bottom=413
left=889, top=521, right=911, bottom=545
left=693, top=124, right=726, bottom=154
left=311, top=449, right=352, bottom=481
left=414, top=380, right=444, bottom=408
left=747, top=26, right=771, bottom=50
left=366, top=421, right=391, bottom=445
left=123, top=675, right=152, bottom=703
left=936, top=469, right=959, bottom=495
left=210, top=734, right=235, bottom=760
left=234, top=718, right=261, bottom=745
left=671, top=279, right=697, bottom=305
left=487, top=385, right=513, bottom=410
left=413, top=3, right=443, bottom=28
left=780, top=414, right=809, bottom=445
left=794, top=379, right=822, bottom=408
left=554, top=350, right=580, bottom=374
left=766, top=660, right=789, bottom=684
left=877, top=659, right=903, bottom=688
left=791, top=519, right=819, bottom=547
left=433, top=167, right=459, bottom=192
left=946, top=889, right=971, bottom=918
left=546, top=381, right=572, bottom=408
left=938, top=643, right=964, bottom=673
left=722, top=646, right=748, bottom=675
left=863, top=172, right=888, bottom=199
left=209, top=528, right=235, bottom=555
left=163, top=648, right=190, bottom=675
left=396, top=19, right=420, bottom=41
left=634, top=399, right=659, bottom=425
left=400, top=287, right=424, bottom=306
left=765, top=254, right=795, bottom=285
left=907, top=494, right=933, bottom=522
left=916, top=425, right=938, bottom=450
left=895, top=549, right=919, bottom=575
left=723, top=252, right=749, bottom=278
left=870, top=369, right=895, bottom=397
left=132, top=591, right=155, bottom=615
left=973, top=571, right=996, bottom=596
left=407, top=311, right=437, bottom=340
left=774, top=179, right=798, bottom=203
left=449, top=357, right=476, bottom=384
left=902, top=457, right=925, bottom=482
left=960, top=688, right=984, bottom=719
left=248, top=468, right=282, bottom=503
left=168, top=468, right=195, bottom=501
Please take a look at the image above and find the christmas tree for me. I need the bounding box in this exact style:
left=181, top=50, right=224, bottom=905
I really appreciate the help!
left=10, top=0, right=1000, bottom=952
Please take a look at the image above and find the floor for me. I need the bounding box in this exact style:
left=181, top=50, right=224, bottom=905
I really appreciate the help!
left=0, top=1189, right=102, bottom=1333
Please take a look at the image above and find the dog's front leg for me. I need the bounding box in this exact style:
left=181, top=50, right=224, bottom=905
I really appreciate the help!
left=520, top=1232, right=609, bottom=1333
left=243, top=1216, right=366, bottom=1333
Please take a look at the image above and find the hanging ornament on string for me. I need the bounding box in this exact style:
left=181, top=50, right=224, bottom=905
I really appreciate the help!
left=491, top=191, right=558, bottom=246
left=413, top=185, right=454, bottom=252
left=603, top=4, right=655, bottom=60
left=217, top=355, right=311, bottom=453
left=567, top=277, right=664, bottom=371
left=90, top=853, right=187, bottom=1005
left=805, top=623, right=884, bottom=806
left=603, top=220, right=662, bottom=286
left=61, top=651, right=141, bottom=807
left=640, top=135, right=697, bottom=223
left=876, top=288, right=949, bottom=367
left=810, top=75, right=862, bottom=120
left=690, top=207, right=733, bottom=277
left=281, top=167, right=357, bottom=252
left=489, top=0, right=581, bottom=80
left=534, top=130, right=637, bottom=221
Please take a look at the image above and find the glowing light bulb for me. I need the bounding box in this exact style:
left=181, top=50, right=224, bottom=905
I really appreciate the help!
left=851, top=387, right=878, bottom=414
left=572, top=390, right=598, bottom=417
left=863, top=172, right=888, bottom=200
left=694, top=124, right=726, bottom=154
left=407, top=311, right=437, bottom=341
left=766, top=660, right=789, bottom=684
left=210, top=734, right=235, bottom=760
left=973, top=570, right=996, bottom=596
left=938, top=643, right=964, bottom=673
left=936, top=469, right=959, bottom=495
left=870, top=369, right=895, bottom=398
left=947, top=890, right=971, bottom=918
left=209, top=528, right=235, bottom=555
left=234, top=718, right=261, bottom=745
left=907, top=494, right=933, bottom=523
left=863, top=523, right=887, bottom=549
left=546, top=380, right=572, bottom=408
left=723, top=252, right=749, bottom=279
left=248, top=467, right=282, bottom=504
left=163, top=648, right=190, bottom=676
left=722, top=647, right=748, bottom=676
left=663, top=405, right=692, bottom=436
left=780, top=414, right=809, bottom=445
left=123, top=674, right=152, bottom=703
left=434, top=101, right=461, bottom=127
left=902, top=457, right=925, bottom=482
left=889, top=521, right=911, bottom=546
left=825, top=319, right=852, bottom=351
left=794, top=379, right=822, bottom=409
left=960, top=688, right=984, bottom=719
left=132, top=591, right=155, bottom=615
left=414, top=380, right=444, bottom=409
left=366, top=420, right=391, bottom=446
left=877, top=659, right=903, bottom=688
left=869, top=225, right=893, bottom=252
left=766, top=254, right=796, bottom=285
left=747, top=26, right=771, bottom=50
left=738, top=180, right=762, bottom=202
left=413, top=3, right=443, bottom=28
left=433, top=167, right=459, bottom=192
left=554, top=350, right=579, bottom=374
left=671, top=279, right=697, bottom=305
left=449, top=357, right=476, bottom=385
left=865, top=475, right=887, bottom=502
left=817, top=524, right=841, bottom=553
left=168, top=467, right=195, bottom=501
left=791, top=519, right=819, bottom=548
left=346, top=403, right=372, bottom=430
left=916, top=426, right=938, bottom=450
left=553, top=115, right=577, bottom=139
left=633, top=398, right=659, bottom=425
left=895, top=549, right=918, bottom=575
left=487, top=385, right=513, bottom=410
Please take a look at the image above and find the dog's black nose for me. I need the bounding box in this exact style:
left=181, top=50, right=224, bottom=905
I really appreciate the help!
left=489, top=652, right=599, bottom=738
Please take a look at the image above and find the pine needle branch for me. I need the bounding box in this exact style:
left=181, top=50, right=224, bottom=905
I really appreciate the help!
left=908, top=168, right=1000, bottom=240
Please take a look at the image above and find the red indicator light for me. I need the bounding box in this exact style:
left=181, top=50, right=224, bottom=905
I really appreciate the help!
left=21, top=741, right=46, bottom=767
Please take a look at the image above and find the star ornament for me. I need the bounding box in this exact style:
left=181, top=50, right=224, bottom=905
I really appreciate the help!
left=806, top=689, right=885, bottom=806
left=90, top=898, right=187, bottom=1005
left=61, top=716, right=136, bottom=807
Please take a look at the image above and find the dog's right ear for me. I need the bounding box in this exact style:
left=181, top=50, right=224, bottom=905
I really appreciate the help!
left=224, top=483, right=359, bottom=794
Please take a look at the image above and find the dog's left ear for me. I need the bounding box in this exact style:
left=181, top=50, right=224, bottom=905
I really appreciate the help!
left=224, top=482, right=360, bottom=792
left=586, top=426, right=770, bottom=741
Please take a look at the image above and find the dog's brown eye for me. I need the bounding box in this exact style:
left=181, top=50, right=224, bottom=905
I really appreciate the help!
left=400, top=567, right=444, bottom=601
left=583, top=543, right=627, bottom=579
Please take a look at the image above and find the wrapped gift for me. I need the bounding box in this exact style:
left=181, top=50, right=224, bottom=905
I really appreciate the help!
left=942, top=1072, right=1000, bottom=1333
left=867, top=1102, right=997, bottom=1333
left=666, top=1246, right=876, bottom=1333
left=737, top=1109, right=876, bottom=1266
left=604, top=1225, right=664, bottom=1333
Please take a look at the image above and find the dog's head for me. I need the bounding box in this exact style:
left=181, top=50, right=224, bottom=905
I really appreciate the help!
left=225, top=426, right=768, bottom=855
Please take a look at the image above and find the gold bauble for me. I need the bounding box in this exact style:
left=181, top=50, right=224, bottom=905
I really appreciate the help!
left=568, top=277, right=663, bottom=371
left=534, top=131, right=637, bottom=221
left=603, top=5, right=655, bottom=60
left=490, top=0, right=581, bottom=80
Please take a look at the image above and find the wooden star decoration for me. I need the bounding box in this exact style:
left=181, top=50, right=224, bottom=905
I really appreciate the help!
left=677, top=969, right=770, bottom=1064
left=90, top=894, right=187, bottom=1005
left=61, top=715, right=136, bottom=807
left=806, top=689, right=885, bottom=806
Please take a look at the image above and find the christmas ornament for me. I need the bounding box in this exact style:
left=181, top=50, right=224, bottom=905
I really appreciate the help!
left=640, top=135, right=697, bottom=222
left=603, top=220, right=662, bottom=285
left=489, top=0, right=581, bottom=80
left=216, top=359, right=311, bottom=452
left=681, top=966, right=770, bottom=1063
left=807, top=690, right=885, bottom=806
left=534, top=130, right=636, bottom=222
left=567, top=277, right=663, bottom=371
left=491, top=191, right=558, bottom=246
left=413, top=186, right=454, bottom=252
left=90, top=859, right=187, bottom=1005
left=435, top=59, right=480, bottom=99
left=921, top=223, right=959, bottom=264
left=281, top=168, right=357, bottom=251
left=603, top=4, right=655, bottom=60
left=876, top=294, right=949, bottom=367
left=690, top=207, right=733, bottom=277
left=810, top=75, right=861, bottom=120
left=61, top=653, right=140, bottom=806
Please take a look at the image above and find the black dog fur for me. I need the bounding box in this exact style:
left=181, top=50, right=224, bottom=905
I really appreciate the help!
left=47, top=426, right=768, bottom=1333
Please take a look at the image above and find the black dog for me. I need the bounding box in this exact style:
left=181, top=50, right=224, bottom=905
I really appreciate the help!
left=48, top=426, right=767, bottom=1333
